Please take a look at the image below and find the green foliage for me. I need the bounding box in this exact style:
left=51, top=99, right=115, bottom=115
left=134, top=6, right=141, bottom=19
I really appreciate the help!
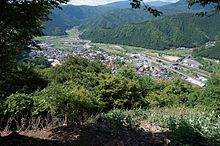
left=95, top=108, right=220, bottom=145
left=0, top=0, right=67, bottom=99
left=199, top=75, right=220, bottom=110
left=117, top=67, right=138, bottom=80
left=44, top=5, right=115, bottom=35
left=32, top=83, right=102, bottom=117
left=168, top=118, right=207, bottom=145
left=80, top=13, right=220, bottom=50
left=193, top=41, right=220, bottom=60
left=130, top=0, right=162, bottom=17
left=168, top=111, right=220, bottom=146
left=48, top=56, right=110, bottom=90
left=78, top=8, right=155, bottom=31
left=0, top=0, right=68, bottom=70
left=96, top=74, right=148, bottom=110
left=4, top=93, right=33, bottom=116
left=146, top=79, right=193, bottom=107
left=21, top=56, right=51, bottom=68
left=138, top=76, right=164, bottom=97
left=196, top=58, right=220, bottom=74
left=0, top=64, right=48, bottom=99
left=97, top=109, right=142, bottom=129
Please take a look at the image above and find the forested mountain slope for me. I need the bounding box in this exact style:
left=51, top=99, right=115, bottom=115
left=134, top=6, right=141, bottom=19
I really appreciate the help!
left=193, top=41, right=220, bottom=60
left=78, top=8, right=155, bottom=30
left=43, top=5, right=114, bottom=35
left=43, top=0, right=214, bottom=36
left=80, top=13, right=220, bottom=50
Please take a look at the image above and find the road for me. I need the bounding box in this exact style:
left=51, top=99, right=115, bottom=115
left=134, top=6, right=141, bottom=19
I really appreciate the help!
left=145, top=56, right=206, bottom=87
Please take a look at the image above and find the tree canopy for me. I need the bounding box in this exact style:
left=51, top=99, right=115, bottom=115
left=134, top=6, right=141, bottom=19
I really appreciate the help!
left=0, top=0, right=69, bottom=99
left=0, top=0, right=68, bottom=70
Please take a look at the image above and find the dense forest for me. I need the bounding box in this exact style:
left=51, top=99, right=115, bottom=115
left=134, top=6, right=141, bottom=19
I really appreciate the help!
left=44, top=0, right=214, bottom=36
left=193, top=41, right=220, bottom=60
left=80, top=13, right=220, bottom=50
left=43, top=5, right=115, bottom=35
left=78, top=8, right=155, bottom=30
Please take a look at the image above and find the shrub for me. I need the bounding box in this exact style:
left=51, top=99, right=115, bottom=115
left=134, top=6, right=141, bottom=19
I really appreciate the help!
left=32, top=84, right=103, bottom=123
left=168, top=118, right=207, bottom=145
left=97, top=109, right=142, bottom=129
left=4, top=93, right=33, bottom=116
left=96, top=74, right=148, bottom=110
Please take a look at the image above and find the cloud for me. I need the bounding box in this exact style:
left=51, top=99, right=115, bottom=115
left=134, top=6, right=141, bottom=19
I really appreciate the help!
left=68, top=0, right=178, bottom=6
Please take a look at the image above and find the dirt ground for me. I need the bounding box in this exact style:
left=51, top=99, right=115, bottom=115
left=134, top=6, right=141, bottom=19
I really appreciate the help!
left=0, top=122, right=170, bottom=146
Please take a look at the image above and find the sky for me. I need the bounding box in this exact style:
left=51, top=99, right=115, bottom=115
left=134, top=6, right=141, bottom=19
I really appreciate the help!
left=68, top=0, right=179, bottom=6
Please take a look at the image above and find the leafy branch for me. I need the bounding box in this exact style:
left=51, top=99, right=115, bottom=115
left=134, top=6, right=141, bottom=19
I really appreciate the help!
left=130, top=0, right=162, bottom=17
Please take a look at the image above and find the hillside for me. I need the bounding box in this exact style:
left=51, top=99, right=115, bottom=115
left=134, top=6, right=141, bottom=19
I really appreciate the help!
left=193, top=41, right=220, bottom=60
left=78, top=5, right=187, bottom=31
left=78, top=8, right=155, bottom=30
left=80, top=13, right=220, bottom=50
left=42, top=0, right=188, bottom=36
left=160, top=0, right=213, bottom=13
left=102, top=0, right=172, bottom=8
left=43, top=5, right=114, bottom=35
left=43, top=0, right=214, bottom=36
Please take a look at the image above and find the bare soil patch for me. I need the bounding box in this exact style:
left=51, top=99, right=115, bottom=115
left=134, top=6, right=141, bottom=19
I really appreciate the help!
left=0, top=122, right=169, bottom=146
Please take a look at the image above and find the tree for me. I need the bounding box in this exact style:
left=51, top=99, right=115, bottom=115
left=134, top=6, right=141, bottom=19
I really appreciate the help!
left=130, top=0, right=162, bottom=17
left=117, top=67, right=138, bottom=80
left=200, top=75, right=220, bottom=109
left=0, top=0, right=68, bottom=99
left=4, top=93, right=34, bottom=116
left=32, top=84, right=101, bottom=123
left=0, top=0, right=68, bottom=49
left=96, top=74, right=148, bottom=110
left=0, top=0, right=68, bottom=77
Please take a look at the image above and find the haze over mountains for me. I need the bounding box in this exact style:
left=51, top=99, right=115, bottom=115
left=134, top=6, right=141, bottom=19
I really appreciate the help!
left=44, top=0, right=218, bottom=50
left=101, top=0, right=172, bottom=8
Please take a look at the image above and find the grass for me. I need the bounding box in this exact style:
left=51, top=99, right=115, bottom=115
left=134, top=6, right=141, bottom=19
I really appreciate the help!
left=66, top=28, right=79, bottom=38
left=34, top=28, right=81, bottom=51
left=157, top=49, right=192, bottom=56
left=196, top=58, right=220, bottom=75
left=95, top=44, right=127, bottom=57
left=92, top=107, right=220, bottom=145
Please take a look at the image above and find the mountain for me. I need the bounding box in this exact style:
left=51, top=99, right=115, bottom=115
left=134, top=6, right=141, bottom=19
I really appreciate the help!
left=43, top=0, right=187, bottom=36
left=79, top=0, right=215, bottom=31
left=44, top=0, right=215, bottom=36
left=102, top=0, right=172, bottom=8
left=78, top=8, right=155, bottom=30
left=80, top=13, right=220, bottom=50
left=161, top=0, right=214, bottom=14
left=192, top=41, right=220, bottom=60
left=102, top=1, right=130, bottom=8
left=43, top=5, right=115, bottom=35
left=147, top=1, right=172, bottom=7
left=78, top=0, right=185, bottom=31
